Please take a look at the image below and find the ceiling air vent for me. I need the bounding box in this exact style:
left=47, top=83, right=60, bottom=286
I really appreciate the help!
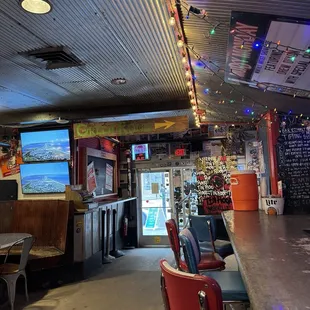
left=20, top=46, right=83, bottom=70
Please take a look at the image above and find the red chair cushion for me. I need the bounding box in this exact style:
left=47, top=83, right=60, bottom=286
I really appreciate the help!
left=198, top=252, right=225, bottom=270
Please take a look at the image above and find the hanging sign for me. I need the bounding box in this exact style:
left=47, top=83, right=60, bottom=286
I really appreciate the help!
left=73, top=116, right=188, bottom=139
left=226, top=11, right=310, bottom=99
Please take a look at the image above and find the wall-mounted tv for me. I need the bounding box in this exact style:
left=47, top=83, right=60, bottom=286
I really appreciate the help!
left=20, top=162, right=70, bottom=194
left=131, top=144, right=150, bottom=161
left=21, top=129, right=70, bottom=162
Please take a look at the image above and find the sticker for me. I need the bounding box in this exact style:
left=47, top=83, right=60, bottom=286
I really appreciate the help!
left=154, top=236, right=161, bottom=244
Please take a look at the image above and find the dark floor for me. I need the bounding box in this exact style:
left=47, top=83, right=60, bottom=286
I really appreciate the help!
left=1, top=248, right=238, bottom=310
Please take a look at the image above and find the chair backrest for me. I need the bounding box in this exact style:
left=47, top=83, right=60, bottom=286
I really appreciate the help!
left=19, top=236, right=34, bottom=270
left=160, top=259, right=223, bottom=310
left=6, top=236, right=34, bottom=271
left=189, top=215, right=216, bottom=243
left=165, top=219, right=181, bottom=267
left=179, top=229, right=200, bottom=274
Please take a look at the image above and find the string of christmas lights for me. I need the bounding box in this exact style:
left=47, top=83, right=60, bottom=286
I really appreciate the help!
left=167, top=0, right=310, bottom=128
left=177, top=0, right=310, bottom=56
left=167, top=0, right=274, bottom=127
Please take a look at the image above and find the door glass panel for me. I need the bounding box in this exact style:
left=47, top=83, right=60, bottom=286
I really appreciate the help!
left=141, top=171, right=171, bottom=236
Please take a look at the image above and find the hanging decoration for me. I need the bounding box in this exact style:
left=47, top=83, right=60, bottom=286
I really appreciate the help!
left=0, top=131, right=23, bottom=177
left=169, top=0, right=310, bottom=126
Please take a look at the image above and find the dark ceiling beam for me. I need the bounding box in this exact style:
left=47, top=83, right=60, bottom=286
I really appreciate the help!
left=0, top=99, right=190, bottom=125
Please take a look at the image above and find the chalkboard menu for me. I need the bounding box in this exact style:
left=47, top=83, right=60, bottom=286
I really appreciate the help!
left=277, top=124, right=310, bottom=214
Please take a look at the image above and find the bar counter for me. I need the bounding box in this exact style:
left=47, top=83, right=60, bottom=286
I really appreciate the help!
left=222, top=210, right=310, bottom=310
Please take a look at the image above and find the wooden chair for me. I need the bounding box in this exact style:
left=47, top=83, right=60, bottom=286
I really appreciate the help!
left=0, top=236, right=34, bottom=310
left=165, top=219, right=225, bottom=271
left=160, top=259, right=223, bottom=310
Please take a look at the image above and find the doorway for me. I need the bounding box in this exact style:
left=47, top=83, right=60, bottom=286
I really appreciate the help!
left=137, top=167, right=198, bottom=246
left=138, top=170, right=171, bottom=246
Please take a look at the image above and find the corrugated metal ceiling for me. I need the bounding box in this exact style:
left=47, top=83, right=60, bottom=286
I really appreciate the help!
left=0, top=0, right=189, bottom=120
left=181, top=0, right=310, bottom=122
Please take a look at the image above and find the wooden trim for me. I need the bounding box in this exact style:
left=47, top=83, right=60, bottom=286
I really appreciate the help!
left=78, top=147, right=118, bottom=197
left=266, top=111, right=279, bottom=195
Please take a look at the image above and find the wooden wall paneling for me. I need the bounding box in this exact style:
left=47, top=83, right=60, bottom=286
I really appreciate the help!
left=0, top=201, right=14, bottom=233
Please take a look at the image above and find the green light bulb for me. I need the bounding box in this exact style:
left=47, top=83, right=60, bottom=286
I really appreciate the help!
left=210, top=29, right=215, bottom=35
left=291, top=56, right=296, bottom=62
left=306, top=49, right=310, bottom=53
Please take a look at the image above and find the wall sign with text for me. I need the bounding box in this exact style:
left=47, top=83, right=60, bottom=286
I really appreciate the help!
left=277, top=118, right=310, bottom=214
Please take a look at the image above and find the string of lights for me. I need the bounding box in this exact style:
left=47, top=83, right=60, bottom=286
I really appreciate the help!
left=167, top=0, right=310, bottom=128
left=167, top=0, right=274, bottom=127
left=177, top=0, right=310, bottom=56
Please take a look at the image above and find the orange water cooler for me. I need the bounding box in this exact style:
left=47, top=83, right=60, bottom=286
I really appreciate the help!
left=230, top=171, right=259, bottom=211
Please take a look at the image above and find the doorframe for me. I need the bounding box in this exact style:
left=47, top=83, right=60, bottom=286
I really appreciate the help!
left=136, top=168, right=174, bottom=247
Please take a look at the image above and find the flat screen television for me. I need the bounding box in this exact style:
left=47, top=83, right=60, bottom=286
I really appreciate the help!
left=131, top=144, right=150, bottom=161
left=21, top=129, right=70, bottom=162
left=20, top=162, right=70, bottom=194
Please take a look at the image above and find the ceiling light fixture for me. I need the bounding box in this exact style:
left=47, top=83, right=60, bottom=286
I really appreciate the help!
left=111, top=78, right=127, bottom=85
left=55, top=117, right=69, bottom=124
left=20, top=0, right=52, bottom=14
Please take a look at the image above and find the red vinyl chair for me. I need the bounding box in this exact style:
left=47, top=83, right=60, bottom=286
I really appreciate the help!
left=160, top=259, right=223, bottom=310
left=165, top=219, right=225, bottom=271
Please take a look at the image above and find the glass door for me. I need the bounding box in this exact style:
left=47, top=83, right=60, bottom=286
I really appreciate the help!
left=138, top=170, right=172, bottom=246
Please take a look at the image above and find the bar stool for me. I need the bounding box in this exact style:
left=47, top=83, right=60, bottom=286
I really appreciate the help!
left=189, top=215, right=234, bottom=259
left=160, top=259, right=223, bottom=310
left=179, top=228, right=249, bottom=307
left=165, top=219, right=225, bottom=272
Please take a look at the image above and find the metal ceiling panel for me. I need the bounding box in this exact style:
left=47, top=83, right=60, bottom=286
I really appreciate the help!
left=88, top=109, right=193, bottom=122
left=181, top=0, right=310, bottom=121
left=0, top=0, right=189, bottom=117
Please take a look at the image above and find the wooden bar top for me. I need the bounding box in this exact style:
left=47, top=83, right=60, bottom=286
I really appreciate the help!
left=222, top=210, right=310, bottom=310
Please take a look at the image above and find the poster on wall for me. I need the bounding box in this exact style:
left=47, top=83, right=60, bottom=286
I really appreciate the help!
left=196, top=156, right=238, bottom=214
left=203, top=141, right=223, bottom=157
left=105, top=163, right=113, bottom=191
left=226, top=12, right=310, bottom=99
left=208, top=125, right=227, bottom=138
left=0, top=139, right=23, bottom=177
left=87, top=161, right=97, bottom=194
left=244, top=131, right=260, bottom=174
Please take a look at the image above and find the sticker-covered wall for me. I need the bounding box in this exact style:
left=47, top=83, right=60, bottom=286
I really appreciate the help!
left=196, top=156, right=238, bottom=214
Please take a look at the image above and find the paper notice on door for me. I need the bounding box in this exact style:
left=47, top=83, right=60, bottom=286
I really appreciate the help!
left=87, top=161, right=97, bottom=194
left=151, top=183, right=159, bottom=194
left=105, top=163, right=113, bottom=191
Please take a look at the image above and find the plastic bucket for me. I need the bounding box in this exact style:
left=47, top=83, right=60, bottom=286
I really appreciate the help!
left=262, top=197, right=285, bottom=215
left=230, top=170, right=258, bottom=211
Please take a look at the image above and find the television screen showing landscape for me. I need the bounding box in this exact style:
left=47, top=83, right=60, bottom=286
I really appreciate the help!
left=21, top=129, right=70, bottom=162
left=20, top=162, right=70, bottom=194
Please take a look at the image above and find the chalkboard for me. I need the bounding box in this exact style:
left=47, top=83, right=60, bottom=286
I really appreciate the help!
left=88, top=155, right=115, bottom=196
left=277, top=123, right=310, bottom=214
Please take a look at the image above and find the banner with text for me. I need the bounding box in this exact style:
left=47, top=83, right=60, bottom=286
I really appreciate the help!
left=73, top=116, right=188, bottom=139
left=226, top=12, right=310, bottom=99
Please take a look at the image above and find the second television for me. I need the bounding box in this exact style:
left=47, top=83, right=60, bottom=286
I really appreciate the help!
left=21, top=129, right=70, bottom=162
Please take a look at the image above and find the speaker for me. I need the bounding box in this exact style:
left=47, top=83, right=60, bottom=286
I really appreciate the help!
left=0, top=180, right=18, bottom=201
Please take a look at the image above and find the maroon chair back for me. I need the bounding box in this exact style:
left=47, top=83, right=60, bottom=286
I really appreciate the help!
left=165, top=219, right=181, bottom=268
left=160, top=259, right=223, bottom=310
